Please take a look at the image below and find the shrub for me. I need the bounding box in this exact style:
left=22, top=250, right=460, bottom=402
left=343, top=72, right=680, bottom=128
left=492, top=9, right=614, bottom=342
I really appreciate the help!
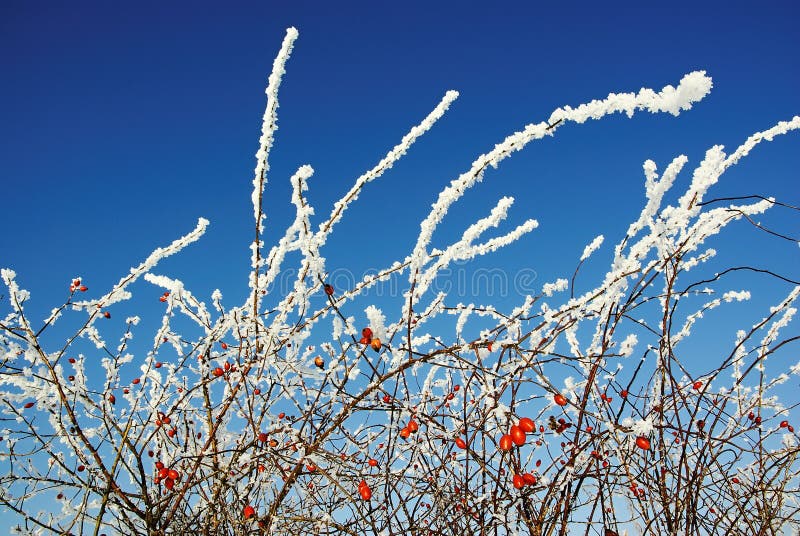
left=2, top=27, right=798, bottom=536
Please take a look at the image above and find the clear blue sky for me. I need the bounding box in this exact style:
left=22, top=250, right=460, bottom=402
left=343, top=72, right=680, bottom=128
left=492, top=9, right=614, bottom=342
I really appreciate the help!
left=1, top=1, right=798, bottom=371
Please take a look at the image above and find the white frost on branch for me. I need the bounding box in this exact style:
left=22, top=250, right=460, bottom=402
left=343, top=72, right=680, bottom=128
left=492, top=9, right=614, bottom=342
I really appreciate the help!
left=580, top=235, right=604, bottom=261
left=542, top=278, right=569, bottom=297
left=410, top=71, right=712, bottom=278
left=251, top=27, right=299, bottom=251
left=411, top=196, right=538, bottom=305
left=315, top=90, right=460, bottom=251
left=259, top=165, right=316, bottom=309
left=619, top=333, right=638, bottom=357
left=455, top=304, right=474, bottom=338
left=631, top=417, right=654, bottom=436
left=365, top=305, right=387, bottom=342
left=758, top=286, right=799, bottom=357
left=723, top=290, right=751, bottom=302
left=72, top=218, right=209, bottom=316
left=1, top=269, right=30, bottom=318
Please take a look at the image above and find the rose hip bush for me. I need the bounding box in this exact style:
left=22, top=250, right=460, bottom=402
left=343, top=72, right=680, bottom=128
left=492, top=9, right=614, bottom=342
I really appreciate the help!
left=2, top=28, right=799, bottom=535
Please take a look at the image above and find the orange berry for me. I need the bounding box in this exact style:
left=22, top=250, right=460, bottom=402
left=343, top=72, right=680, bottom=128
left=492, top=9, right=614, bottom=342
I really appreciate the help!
left=554, top=394, right=568, bottom=406
left=518, top=417, right=535, bottom=433
left=358, top=481, right=372, bottom=500
left=243, top=505, right=256, bottom=520
left=509, top=425, right=526, bottom=446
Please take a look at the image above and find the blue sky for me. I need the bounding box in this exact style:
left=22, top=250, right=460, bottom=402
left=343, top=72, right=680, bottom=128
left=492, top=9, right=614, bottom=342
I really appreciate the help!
left=1, top=1, right=798, bottom=374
